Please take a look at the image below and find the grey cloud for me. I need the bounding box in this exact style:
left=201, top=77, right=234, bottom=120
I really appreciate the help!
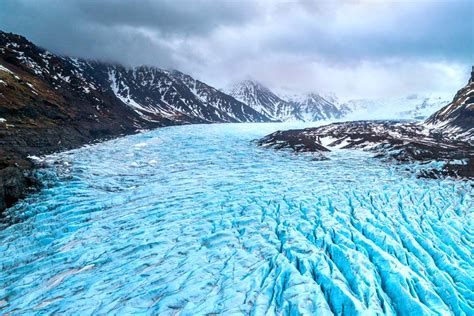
left=74, top=0, right=257, bottom=36
left=0, top=0, right=472, bottom=98
left=236, top=0, right=473, bottom=64
left=0, top=0, right=260, bottom=66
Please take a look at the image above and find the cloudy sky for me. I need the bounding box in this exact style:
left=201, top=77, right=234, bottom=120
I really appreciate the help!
left=0, top=0, right=472, bottom=99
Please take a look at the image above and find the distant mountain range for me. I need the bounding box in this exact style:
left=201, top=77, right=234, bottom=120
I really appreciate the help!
left=228, top=79, right=450, bottom=122
left=0, top=29, right=450, bottom=131
left=0, top=30, right=464, bottom=211
left=227, top=80, right=348, bottom=121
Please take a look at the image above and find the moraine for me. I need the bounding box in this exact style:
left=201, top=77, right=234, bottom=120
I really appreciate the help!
left=0, top=123, right=473, bottom=315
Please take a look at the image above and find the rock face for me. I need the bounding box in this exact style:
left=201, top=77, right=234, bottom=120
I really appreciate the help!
left=0, top=167, right=29, bottom=211
left=0, top=30, right=272, bottom=214
left=228, top=80, right=347, bottom=121
left=259, top=74, right=474, bottom=179
left=258, top=129, right=331, bottom=153
left=425, top=70, right=474, bottom=139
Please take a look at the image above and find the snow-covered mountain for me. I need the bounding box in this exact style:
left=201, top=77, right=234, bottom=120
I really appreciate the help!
left=339, top=94, right=450, bottom=121
left=0, top=31, right=271, bottom=127
left=228, top=80, right=296, bottom=121
left=168, top=71, right=267, bottom=122
left=228, top=79, right=450, bottom=123
left=228, top=80, right=347, bottom=122
left=285, top=93, right=350, bottom=121
left=94, top=65, right=270, bottom=123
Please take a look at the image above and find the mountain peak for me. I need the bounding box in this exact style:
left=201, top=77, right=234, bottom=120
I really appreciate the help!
left=228, top=80, right=346, bottom=122
left=0, top=31, right=34, bottom=47
left=426, top=74, right=474, bottom=140
left=230, top=79, right=272, bottom=95
left=227, top=79, right=290, bottom=120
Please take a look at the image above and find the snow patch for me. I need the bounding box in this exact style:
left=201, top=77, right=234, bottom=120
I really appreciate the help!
left=0, top=64, right=14, bottom=74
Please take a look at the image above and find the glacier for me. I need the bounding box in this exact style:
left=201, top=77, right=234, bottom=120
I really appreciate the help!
left=0, top=123, right=472, bottom=315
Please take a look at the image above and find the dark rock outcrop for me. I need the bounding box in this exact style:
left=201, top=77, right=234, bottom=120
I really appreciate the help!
left=0, top=167, right=28, bottom=210
left=258, top=129, right=330, bottom=153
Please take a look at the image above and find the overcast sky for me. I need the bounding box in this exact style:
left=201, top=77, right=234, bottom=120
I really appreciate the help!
left=0, top=0, right=472, bottom=99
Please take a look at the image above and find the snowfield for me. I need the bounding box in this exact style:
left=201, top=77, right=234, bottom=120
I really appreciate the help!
left=0, top=123, right=472, bottom=315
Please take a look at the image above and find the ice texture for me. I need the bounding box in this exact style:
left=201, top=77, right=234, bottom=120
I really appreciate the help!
left=0, top=123, right=472, bottom=315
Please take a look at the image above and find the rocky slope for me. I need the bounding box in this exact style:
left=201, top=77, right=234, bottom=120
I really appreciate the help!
left=228, top=80, right=347, bottom=121
left=0, top=31, right=272, bottom=213
left=425, top=68, right=474, bottom=140
left=259, top=72, right=474, bottom=179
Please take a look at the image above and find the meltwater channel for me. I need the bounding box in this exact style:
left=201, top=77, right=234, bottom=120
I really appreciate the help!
left=0, top=123, right=472, bottom=315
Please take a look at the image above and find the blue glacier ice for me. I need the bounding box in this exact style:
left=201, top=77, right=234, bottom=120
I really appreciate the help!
left=0, top=123, right=472, bottom=315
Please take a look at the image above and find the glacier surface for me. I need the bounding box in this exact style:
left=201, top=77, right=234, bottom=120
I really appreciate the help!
left=0, top=123, right=472, bottom=315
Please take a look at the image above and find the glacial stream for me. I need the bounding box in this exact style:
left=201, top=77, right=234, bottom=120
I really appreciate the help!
left=0, top=123, right=473, bottom=315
